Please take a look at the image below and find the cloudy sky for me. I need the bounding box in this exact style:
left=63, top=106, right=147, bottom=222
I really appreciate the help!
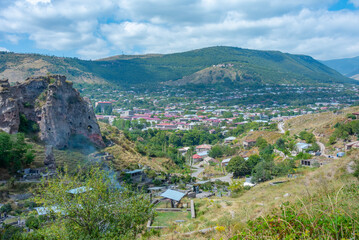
left=0, top=0, right=359, bottom=60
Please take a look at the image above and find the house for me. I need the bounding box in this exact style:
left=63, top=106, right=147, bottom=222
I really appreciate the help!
left=192, top=154, right=203, bottom=163
left=296, top=143, right=311, bottom=152
left=203, top=156, right=216, bottom=165
left=196, top=144, right=212, bottom=152
left=95, top=101, right=112, bottom=113
left=301, top=158, right=330, bottom=167
left=224, top=136, right=236, bottom=143
left=243, top=140, right=256, bottom=149
left=352, top=112, right=359, bottom=119
left=197, top=151, right=209, bottom=158
left=155, top=123, right=178, bottom=130
left=221, top=158, right=231, bottom=167
left=345, top=141, right=359, bottom=151
left=178, top=147, right=190, bottom=156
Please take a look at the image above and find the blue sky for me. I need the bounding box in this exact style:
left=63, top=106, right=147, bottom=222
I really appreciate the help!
left=0, top=0, right=358, bottom=60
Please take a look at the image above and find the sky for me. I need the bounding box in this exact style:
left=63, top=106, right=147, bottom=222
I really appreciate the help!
left=0, top=0, right=359, bottom=60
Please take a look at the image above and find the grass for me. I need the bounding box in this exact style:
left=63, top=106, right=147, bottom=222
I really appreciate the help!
left=152, top=211, right=192, bottom=226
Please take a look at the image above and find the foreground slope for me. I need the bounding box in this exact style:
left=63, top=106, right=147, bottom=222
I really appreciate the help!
left=0, top=47, right=353, bottom=86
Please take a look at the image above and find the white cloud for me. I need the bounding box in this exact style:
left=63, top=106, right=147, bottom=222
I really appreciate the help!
left=0, top=47, right=9, bottom=52
left=350, top=0, right=359, bottom=7
left=25, top=0, right=51, bottom=4
left=0, top=0, right=358, bottom=59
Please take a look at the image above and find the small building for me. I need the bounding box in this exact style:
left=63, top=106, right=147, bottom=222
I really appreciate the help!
left=352, top=112, right=359, bottom=119
left=95, top=101, right=112, bottom=113
left=243, top=140, right=256, bottom=149
left=221, top=158, right=231, bottom=167
left=296, top=143, right=311, bottom=152
left=160, top=189, right=186, bottom=208
left=126, top=169, right=145, bottom=181
left=192, top=154, right=203, bottom=163
left=345, top=141, right=359, bottom=151
left=197, top=151, right=209, bottom=158
left=301, top=158, right=330, bottom=167
left=196, top=144, right=212, bottom=152
left=203, top=156, right=216, bottom=165
left=224, top=136, right=236, bottom=144
left=155, top=123, right=178, bottom=130
left=178, top=147, right=190, bottom=156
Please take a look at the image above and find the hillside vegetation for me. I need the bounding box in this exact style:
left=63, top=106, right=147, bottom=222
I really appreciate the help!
left=0, top=46, right=353, bottom=86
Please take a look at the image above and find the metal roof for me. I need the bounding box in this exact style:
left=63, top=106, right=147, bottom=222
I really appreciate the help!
left=127, top=169, right=144, bottom=174
left=160, top=189, right=186, bottom=202
left=67, top=186, right=92, bottom=194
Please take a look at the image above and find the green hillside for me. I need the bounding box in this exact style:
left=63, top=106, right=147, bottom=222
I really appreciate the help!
left=322, top=56, right=359, bottom=80
left=0, top=46, right=354, bottom=86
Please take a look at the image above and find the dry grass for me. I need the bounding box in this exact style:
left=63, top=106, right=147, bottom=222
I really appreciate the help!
left=285, top=106, right=359, bottom=138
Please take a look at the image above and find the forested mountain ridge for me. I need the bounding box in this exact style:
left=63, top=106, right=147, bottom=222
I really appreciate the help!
left=0, top=46, right=354, bottom=86
left=322, top=56, right=359, bottom=80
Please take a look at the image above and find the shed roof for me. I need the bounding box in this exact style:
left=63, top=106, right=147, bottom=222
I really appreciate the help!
left=67, top=186, right=92, bottom=194
left=160, top=189, right=186, bottom=202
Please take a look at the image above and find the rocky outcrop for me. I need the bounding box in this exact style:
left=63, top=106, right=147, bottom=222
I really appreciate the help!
left=0, top=75, right=104, bottom=149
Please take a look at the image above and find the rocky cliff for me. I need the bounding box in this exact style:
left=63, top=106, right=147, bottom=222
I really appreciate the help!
left=0, top=75, right=104, bottom=149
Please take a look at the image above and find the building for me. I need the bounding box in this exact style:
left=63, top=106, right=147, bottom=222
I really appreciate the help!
left=197, top=151, right=209, bottom=158
left=155, top=123, right=178, bottom=130
left=221, top=158, right=231, bottom=167
left=192, top=154, right=203, bottom=163
left=178, top=147, right=190, bottom=156
left=296, top=142, right=311, bottom=152
left=243, top=140, right=256, bottom=149
left=345, top=141, right=359, bottom=151
left=224, top=136, right=236, bottom=143
left=196, top=144, right=212, bottom=152
left=95, top=101, right=112, bottom=113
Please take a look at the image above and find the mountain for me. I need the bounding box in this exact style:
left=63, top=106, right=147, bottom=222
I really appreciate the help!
left=0, top=46, right=354, bottom=86
left=322, top=56, right=359, bottom=80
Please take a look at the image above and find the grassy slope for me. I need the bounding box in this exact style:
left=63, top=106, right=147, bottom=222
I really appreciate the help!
left=99, top=123, right=179, bottom=172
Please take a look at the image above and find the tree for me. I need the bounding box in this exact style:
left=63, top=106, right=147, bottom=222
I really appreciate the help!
left=246, top=154, right=261, bottom=171
left=209, top=145, right=224, bottom=158
left=0, top=132, right=35, bottom=173
left=252, top=161, right=277, bottom=182
left=226, top=156, right=249, bottom=177
left=33, top=166, right=154, bottom=239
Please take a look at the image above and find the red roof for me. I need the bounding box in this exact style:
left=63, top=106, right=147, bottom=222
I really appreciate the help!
left=192, top=154, right=202, bottom=159
left=97, top=101, right=112, bottom=104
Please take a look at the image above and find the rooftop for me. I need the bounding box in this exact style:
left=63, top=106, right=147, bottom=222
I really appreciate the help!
left=160, top=189, right=186, bottom=202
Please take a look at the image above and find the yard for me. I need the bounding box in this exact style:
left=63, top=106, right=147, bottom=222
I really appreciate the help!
left=152, top=211, right=192, bottom=226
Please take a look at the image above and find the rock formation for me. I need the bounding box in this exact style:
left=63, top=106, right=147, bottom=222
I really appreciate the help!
left=0, top=75, right=104, bottom=149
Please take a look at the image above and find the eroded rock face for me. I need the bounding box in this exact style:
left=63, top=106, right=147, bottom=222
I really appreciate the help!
left=0, top=75, right=104, bottom=149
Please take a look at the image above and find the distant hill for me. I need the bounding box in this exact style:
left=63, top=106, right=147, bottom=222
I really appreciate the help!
left=0, top=46, right=354, bottom=86
left=322, top=56, right=359, bottom=80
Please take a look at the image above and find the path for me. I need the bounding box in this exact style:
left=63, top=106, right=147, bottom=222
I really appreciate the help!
left=278, top=122, right=285, bottom=134
left=191, top=164, right=204, bottom=179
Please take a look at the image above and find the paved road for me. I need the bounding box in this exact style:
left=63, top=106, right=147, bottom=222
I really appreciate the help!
left=191, top=164, right=204, bottom=179
left=278, top=122, right=285, bottom=134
